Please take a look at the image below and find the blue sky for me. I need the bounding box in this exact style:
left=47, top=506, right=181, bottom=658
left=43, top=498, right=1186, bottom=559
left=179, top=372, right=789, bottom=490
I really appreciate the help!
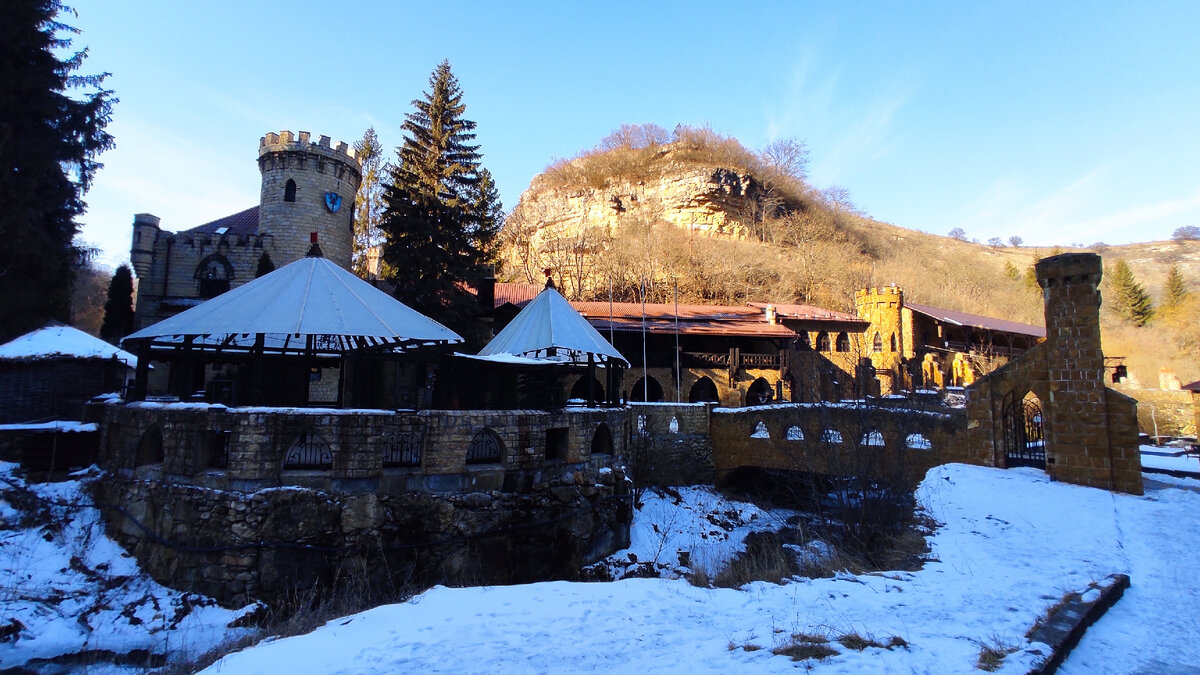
left=71, top=1, right=1200, bottom=269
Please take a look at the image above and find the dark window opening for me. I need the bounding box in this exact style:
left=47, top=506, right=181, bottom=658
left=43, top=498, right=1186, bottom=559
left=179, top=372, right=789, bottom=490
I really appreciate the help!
left=591, top=423, right=613, bottom=456
left=746, top=377, right=773, bottom=405
left=688, top=376, right=720, bottom=403
left=284, top=178, right=297, bottom=202
left=872, top=334, right=883, bottom=353
left=890, top=333, right=897, bottom=352
left=816, top=332, right=830, bottom=351
left=630, top=376, right=663, bottom=403
left=836, top=332, right=850, bottom=352
left=283, top=432, right=332, bottom=470
left=467, top=428, right=503, bottom=464
left=196, top=254, right=233, bottom=299
left=545, top=427, right=569, bottom=462
left=135, top=425, right=163, bottom=467
left=198, top=429, right=231, bottom=470
left=383, top=431, right=422, bottom=467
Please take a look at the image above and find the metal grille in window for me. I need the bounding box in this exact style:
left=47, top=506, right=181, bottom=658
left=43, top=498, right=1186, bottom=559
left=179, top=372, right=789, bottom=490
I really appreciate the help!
left=466, top=428, right=502, bottom=464
left=284, top=432, right=332, bottom=469
left=383, top=431, right=422, bottom=467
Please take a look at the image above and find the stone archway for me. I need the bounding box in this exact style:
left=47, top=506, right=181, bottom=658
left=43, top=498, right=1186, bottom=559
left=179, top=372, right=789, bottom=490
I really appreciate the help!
left=1002, top=391, right=1045, bottom=469
left=746, top=377, right=773, bottom=405
left=630, top=376, right=663, bottom=403
left=688, top=376, right=720, bottom=403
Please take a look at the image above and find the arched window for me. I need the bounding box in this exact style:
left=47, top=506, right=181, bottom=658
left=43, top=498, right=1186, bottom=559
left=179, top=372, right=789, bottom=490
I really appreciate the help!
left=383, top=431, right=422, bottom=467
left=688, top=376, right=720, bottom=403
left=630, top=376, right=663, bottom=403
left=591, top=423, right=613, bottom=456
left=905, top=433, right=932, bottom=450
left=872, top=334, right=883, bottom=353
left=861, top=429, right=885, bottom=446
left=668, top=417, right=680, bottom=433
left=786, top=425, right=804, bottom=441
left=195, top=254, right=233, bottom=298
left=746, top=377, right=773, bottom=405
left=821, top=429, right=843, bottom=444
left=283, top=432, right=332, bottom=470
left=284, top=178, right=297, bottom=202
left=466, top=428, right=503, bottom=464
left=569, top=375, right=605, bottom=404
left=890, top=333, right=898, bottom=353
left=816, top=331, right=830, bottom=352
left=836, top=332, right=850, bottom=352
left=795, top=333, right=812, bottom=351
left=751, top=421, right=770, bottom=439
left=135, top=425, right=163, bottom=466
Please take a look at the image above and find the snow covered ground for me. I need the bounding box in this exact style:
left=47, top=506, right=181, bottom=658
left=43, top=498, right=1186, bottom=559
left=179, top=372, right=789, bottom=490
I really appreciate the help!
left=0, top=461, right=257, bottom=672
left=1140, top=444, right=1200, bottom=475
left=197, top=465, right=1200, bottom=674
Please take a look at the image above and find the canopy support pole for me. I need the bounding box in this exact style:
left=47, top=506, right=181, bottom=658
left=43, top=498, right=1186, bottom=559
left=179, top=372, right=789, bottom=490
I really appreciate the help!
left=250, top=333, right=265, bottom=405
left=132, top=342, right=151, bottom=401
left=587, top=353, right=596, bottom=407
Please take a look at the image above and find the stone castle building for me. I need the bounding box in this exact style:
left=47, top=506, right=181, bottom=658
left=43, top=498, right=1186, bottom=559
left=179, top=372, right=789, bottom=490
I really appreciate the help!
left=129, top=131, right=362, bottom=330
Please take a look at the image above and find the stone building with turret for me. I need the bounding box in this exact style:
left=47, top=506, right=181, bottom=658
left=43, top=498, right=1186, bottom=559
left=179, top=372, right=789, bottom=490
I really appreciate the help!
left=129, top=131, right=362, bottom=331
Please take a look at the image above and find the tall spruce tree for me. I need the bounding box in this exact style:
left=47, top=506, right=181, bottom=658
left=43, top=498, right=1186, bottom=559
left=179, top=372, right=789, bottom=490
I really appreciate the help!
left=352, top=126, right=388, bottom=278
left=98, top=264, right=134, bottom=344
left=0, top=1, right=115, bottom=342
left=1163, top=264, right=1188, bottom=313
left=381, top=60, right=499, bottom=339
left=1109, top=259, right=1154, bottom=326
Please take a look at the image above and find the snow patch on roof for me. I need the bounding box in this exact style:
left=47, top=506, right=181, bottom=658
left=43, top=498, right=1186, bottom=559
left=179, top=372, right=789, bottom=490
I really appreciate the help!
left=0, top=324, right=138, bottom=368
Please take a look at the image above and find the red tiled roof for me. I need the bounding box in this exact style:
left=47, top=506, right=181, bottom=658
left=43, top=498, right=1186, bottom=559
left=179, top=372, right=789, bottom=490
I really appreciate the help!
left=747, top=301, right=859, bottom=322
left=183, top=206, right=260, bottom=237
left=905, top=301, right=1046, bottom=338
left=494, top=282, right=544, bottom=308
left=573, top=301, right=797, bottom=338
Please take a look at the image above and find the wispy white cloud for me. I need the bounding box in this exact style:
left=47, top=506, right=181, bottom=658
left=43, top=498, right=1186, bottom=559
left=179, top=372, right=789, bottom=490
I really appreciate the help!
left=815, top=79, right=916, bottom=184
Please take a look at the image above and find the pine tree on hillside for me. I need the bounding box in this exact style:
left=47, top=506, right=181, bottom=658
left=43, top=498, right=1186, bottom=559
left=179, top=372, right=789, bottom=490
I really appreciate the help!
left=255, top=252, right=275, bottom=278
left=0, top=0, right=116, bottom=342
left=381, top=60, right=499, bottom=340
left=1162, top=264, right=1188, bottom=312
left=98, top=264, right=134, bottom=344
left=1109, top=259, right=1154, bottom=326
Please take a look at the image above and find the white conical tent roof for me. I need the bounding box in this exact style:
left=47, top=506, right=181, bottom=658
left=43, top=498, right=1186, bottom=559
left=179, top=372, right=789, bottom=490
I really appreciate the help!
left=0, top=323, right=139, bottom=368
left=123, top=255, right=463, bottom=354
left=477, top=287, right=628, bottom=366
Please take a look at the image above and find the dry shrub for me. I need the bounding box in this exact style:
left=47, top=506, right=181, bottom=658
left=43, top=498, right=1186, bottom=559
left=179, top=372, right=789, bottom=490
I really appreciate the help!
left=975, top=638, right=1018, bottom=672
left=837, top=632, right=884, bottom=651
left=773, top=633, right=839, bottom=662
left=712, top=531, right=798, bottom=588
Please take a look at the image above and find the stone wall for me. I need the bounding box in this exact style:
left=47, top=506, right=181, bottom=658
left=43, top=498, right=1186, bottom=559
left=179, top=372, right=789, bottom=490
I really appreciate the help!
left=0, top=359, right=129, bottom=423
left=94, top=402, right=633, bottom=605
left=629, top=402, right=716, bottom=485
left=1111, top=385, right=1195, bottom=438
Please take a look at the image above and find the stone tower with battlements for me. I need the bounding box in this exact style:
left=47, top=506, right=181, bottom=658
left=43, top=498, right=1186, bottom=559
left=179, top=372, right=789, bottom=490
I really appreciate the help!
left=854, top=285, right=906, bottom=394
left=257, top=131, right=362, bottom=269
left=129, top=131, right=363, bottom=332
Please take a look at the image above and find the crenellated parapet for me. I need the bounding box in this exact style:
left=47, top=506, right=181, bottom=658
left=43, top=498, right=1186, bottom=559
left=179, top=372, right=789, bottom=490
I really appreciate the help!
left=258, top=130, right=360, bottom=166
left=854, top=285, right=904, bottom=309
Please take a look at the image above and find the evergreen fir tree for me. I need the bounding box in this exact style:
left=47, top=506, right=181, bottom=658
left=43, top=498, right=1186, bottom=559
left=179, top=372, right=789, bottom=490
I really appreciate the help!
left=1163, top=264, right=1188, bottom=312
left=255, top=252, right=275, bottom=278
left=380, top=60, right=498, bottom=339
left=98, top=264, right=134, bottom=344
left=1109, top=259, right=1154, bottom=326
left=352, top=126, right=388, bottom=278
left=0, top=0, right=115, bottom=342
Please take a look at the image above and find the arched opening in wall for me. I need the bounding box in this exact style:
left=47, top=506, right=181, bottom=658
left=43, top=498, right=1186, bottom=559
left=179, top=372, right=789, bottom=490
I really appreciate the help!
left=196, top=254, right=234, bottom=298
left=284, top=178, right=297, bottom=202
left=872, top=334, right=883, bottom=353
left=905, top=433, right=932, bottom=449
left=668, top=417, right=679, bottom=433
left=545, top=427, right=569, bottom=462
left=861, top=429, right=885, bottom=446
left=630, top=376, right=663, bottom=403
left=466, top=428, right=503, bottom=464
left=569, top=375, right=605, bottom=404
left=1002, top=391, right=1045, bottom=469
left=816, top=332, right=830, bottom=352
left=835, top=332, right=850, bottom=352
left=795, top=333, right=812, bottom=351
left=195, top=429, right=230, bottom=470
left=746, top=377, right=773, bottom=405
left=591, top=423, right=613, bottom=456
left=383, top=430, right=422, bottom=468
left=821, top=429, right=843, bottom=444
left=785, top=425, right=804, bottom=441
left=890, top=333, right=897, bottom=353
left=688, top=376, right=720, bottom=403
left=751, top=421, right=770, bottom=439
left=135, top=425, right=163, bottom=466
left=283, top=432, right=332, bottom=470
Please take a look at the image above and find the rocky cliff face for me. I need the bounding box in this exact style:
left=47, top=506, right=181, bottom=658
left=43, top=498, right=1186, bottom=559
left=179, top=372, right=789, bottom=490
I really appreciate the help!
left=504, top=150, right=771, bottom=249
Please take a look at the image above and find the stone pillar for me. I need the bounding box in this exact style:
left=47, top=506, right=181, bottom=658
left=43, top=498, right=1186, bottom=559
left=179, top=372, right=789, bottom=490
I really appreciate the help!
left=1035, top=253, right=1141, bottom=493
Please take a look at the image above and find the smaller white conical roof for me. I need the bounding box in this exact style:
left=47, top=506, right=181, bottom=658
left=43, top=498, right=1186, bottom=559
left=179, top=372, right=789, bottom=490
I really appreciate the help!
left=0, top=323, right=138, bottom=368
left=477, top=287, right=628, bottom=366
left=123, top=255, right=463, bottom=355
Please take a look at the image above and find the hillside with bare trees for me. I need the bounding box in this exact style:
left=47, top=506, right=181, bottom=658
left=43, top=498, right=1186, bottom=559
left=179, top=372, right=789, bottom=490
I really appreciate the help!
left=497, top=125, right=1200, bottom=384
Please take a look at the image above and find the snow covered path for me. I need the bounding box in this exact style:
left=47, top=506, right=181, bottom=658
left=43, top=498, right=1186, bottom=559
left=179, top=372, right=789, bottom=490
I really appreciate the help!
left=1061, top=474, right=1200, bottom=674
left=201, top=465, right=1200, bottom=674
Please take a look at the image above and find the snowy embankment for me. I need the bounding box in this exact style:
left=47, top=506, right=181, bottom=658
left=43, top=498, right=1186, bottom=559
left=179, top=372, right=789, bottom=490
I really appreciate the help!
left=0, top=462, right=257, bottom=671
left=199, top=465, right=1200, bottom=674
